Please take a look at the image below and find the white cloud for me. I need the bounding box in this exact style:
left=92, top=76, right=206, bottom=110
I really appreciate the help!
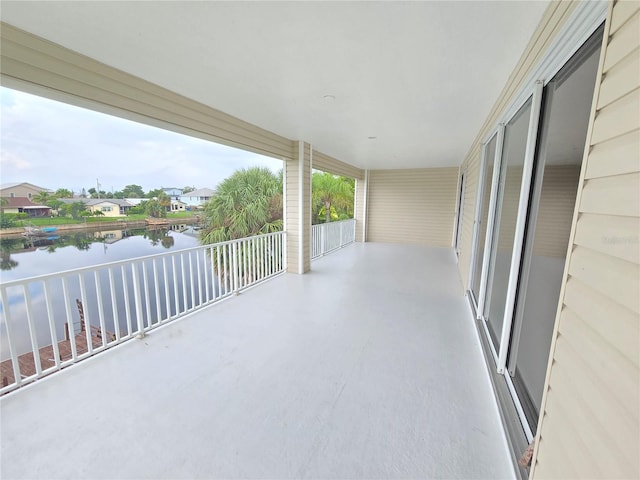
left=0, top=151, right=32, bottom=171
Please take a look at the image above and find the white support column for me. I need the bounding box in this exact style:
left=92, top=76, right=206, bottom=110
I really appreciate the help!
left=285, top=141, right=311, bottom=274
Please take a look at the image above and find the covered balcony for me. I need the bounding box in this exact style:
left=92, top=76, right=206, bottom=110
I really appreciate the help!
left=0, top=241, right=513, bottom=479
left=1, top=1, right=638, bottom=479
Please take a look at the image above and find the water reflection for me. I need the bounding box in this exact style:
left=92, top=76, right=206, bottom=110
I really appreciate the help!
left=0, top=226, right=199, bottom=280
left=0, top=226, right=207, bottom=361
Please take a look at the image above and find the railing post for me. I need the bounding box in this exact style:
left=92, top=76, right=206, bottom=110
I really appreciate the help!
left=131, top=264, right=145, bottom=338
left=321, top=224, right=326, bottom=257
left=232, top=241, right=239, bottom=294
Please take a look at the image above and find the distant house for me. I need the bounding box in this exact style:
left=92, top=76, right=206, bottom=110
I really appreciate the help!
left=179, top=188, right=214, bottom=207
left=85, top=199, right=133, bottom=217
left=0, top=182, right=53, bottom=199
left=162, top=188, right=183, bottom=200
left=1, top=197, right=51, bottom=217
left=170, top=200, right=188, bottom=212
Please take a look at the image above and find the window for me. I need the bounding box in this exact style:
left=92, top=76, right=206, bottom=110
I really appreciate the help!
left=101, top=206, right=112, bottom=212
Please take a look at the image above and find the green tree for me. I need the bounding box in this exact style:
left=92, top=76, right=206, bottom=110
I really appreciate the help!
left=48, top=198, right=64, bottom=216
left=60, top=201, right=87, bottom=220
left=311, top=172, right=354, bottom=224
left=32, top=190, right=53, bottom=205
left=146, top=188, right=165, bottom=199
left=182, top=186, right=195, bottom=194
left=200, top=166, right=282, bottom=244
left=54, top=188, right=73, bottom=198
left=122, top=184, right=145, bottom=198
left=0, top=212, right=16, bottom=229
left=145, top=199, right=167, bottom=218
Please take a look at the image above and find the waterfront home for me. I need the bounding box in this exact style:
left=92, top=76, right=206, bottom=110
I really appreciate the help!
left=162, top=187, right=183, bottom=200
left=0, top=196, right=51, bottom=217
left=179, top=187, right=214, bottom=207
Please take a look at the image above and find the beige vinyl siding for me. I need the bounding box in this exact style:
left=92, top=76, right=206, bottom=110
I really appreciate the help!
left=367, top=168, right=458, bottom=246
left=0, top=23, right=294, bottom=161
left=312, top=150, right=364, bottom=180
left=285, top=143, right=311, bottom=273
left=354, top=176, right=366, bottom=242
left=457, top=1, right=579, bottom=287
left=531, top=2, right=640, bottom=478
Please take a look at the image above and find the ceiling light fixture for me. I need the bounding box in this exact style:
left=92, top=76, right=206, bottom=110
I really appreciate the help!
left=323, top=94, right=336, bottom=101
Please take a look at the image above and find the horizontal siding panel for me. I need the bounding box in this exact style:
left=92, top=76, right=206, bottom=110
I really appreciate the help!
left=585, top=129, right=640, bottom=179
left=610, top=0, right=640, bottom=34
left=574, top=212, right=640, bottom=263
left=597, top=45, right=640, bottom=108
left=563, top=276, right=639, bottom=368
left=568, top=245, right=640, bottom=314
left=558, top=308, right=639, bottom=421
left=544, top=343, right=638, bottom=477
left=368, top=168, right=458, bottom=246
left=0, top=24, right=295, bottom=160
left=0, top=48, right=294, bottom=157
left=550, top=339, right=638, bottom=443
left=579, top=172, right=640, bottom=217
left=312, top=150, right=364, bottom=179
left=591, top=88, right=640, bottom=145
left=537, top=382, right=604, bottom=478
left=603, top=9, right=640, bottom=72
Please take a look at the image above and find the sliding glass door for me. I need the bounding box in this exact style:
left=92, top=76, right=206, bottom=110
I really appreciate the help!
left=467, top=24, right=604, bottom=438
left=506, top=26, right=603, bottom=432
left=469, top=135, right=496, bottom=310
left=483, top=98, right=533, bottom=351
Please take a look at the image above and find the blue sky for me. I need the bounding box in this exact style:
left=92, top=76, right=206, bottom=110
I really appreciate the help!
left=0, top=87, right=284, bottom=195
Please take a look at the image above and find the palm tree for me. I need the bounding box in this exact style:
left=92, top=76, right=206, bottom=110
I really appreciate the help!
left=311, top=172, right=354, bottom=223
left=200, top=166, right=282, bottom=244
left=32, top=190, right=53, bottom=205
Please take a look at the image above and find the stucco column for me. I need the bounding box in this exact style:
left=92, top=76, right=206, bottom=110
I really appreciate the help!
left=284, top=141, right=311, bottom=274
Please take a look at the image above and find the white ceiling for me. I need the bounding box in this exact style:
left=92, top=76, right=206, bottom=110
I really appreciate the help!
left=1, top=1, right=550, bottom=169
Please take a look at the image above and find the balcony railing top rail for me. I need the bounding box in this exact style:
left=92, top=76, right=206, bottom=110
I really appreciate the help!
left=0, top=231, right=285, bottom=395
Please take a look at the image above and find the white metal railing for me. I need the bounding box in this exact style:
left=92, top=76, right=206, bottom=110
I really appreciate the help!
left=0, top=231, right=285, bottom=395
left=311, top=219, right=356, bottom=260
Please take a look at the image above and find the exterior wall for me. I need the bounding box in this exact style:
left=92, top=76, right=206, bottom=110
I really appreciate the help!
left=366, top=168, right=458, bottom=246
left=88, top=202, right=121, bottom=218
left=457, top=1, right=580, bottom=286
left=285, top=142, right=311, bottom=274
left=531, top=2, right=640, bottom=478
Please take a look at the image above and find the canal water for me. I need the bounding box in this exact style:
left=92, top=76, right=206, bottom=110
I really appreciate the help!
left=0, top=225, right=210, bottom=362
left=0, top=225, right=200, bottom=281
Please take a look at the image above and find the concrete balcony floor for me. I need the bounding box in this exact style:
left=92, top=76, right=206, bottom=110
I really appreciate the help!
left=1, top=243, right=514, bottom=479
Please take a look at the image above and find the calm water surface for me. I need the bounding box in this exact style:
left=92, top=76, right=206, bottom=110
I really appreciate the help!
left=0, top=226, right=200, bottom=281
left=0, top=226, right=206, bottom=359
